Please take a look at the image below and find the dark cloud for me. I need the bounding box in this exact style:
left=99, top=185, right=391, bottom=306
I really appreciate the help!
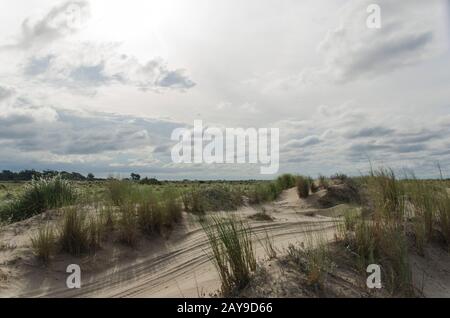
left=284, top=135, right=321, bottom=149
left=349, top=143, right=391, bottom=153
left=157, top=69, right=196, bottom=89
left=395, top=144, right=427, bottom=153
left=69, top=63, right=109, bottom=84
left=341, top=31, right=433, bottom=80
left=0, top=113, right=35, bottom=127
left=346, top=126, right=395, bottom=138
left=390, top=130, right=442, bottom=144
left=0, top=103, right=179, bottom=157
left=153, top=144, right=173, bottom=154
left=24, top=55, right=54, bottom=75
left=0, top=85, right=15, bottom=101
left=317, top=0, right=442, bottom=82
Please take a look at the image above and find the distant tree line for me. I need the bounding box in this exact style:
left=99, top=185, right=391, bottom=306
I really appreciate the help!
left=0, top=170, right=164, bottom=183
left=0, top=170, right=96, bottom=181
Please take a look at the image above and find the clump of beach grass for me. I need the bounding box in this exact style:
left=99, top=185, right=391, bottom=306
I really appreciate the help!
left=286, top=228, right=333, bottom=289
left=296, top=176, right=310, bottom=199
left=276, top=174, right=296, bottom=190
left=137, top=195, right=164, bottom=236
left=117, top=202, right=139, bottom=247
left=31, top=224, right=56, bottom=265
left=318, top=175, right=329, bottom=189
left=161, top=188, right=183, bottom=226
left=86, top=214, right=107, bottom=252
left=202, top=214, right=256, bottom=296
left=1, top=175, right=77, bottom=222
left=436, top=191, right=450, bottom=249
left=182, top=188, right=206, bottom=215
left=258, top=228, right=277, bottom=260
left=309, top=177, right=319, bottom=193
left=58, top=207, right=89, bottom=256
left=335, top=169, right=415, bottom=295
left=183, top=185, right=243, bottom=214
left=106, top=179, right=135, bottom=206
left=247, top=182, right=282, bottom=204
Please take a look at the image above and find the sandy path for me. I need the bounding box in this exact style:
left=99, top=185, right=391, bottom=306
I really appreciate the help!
left=0, top=188, right=339, bottom=298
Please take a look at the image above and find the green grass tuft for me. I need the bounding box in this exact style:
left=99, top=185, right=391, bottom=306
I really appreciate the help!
left=30, top=224, right=56, bottom=265
left=296, top=176, right=310, bottom=199
left=202, top=215, right=256, bottom=296
left=1, top=176, right=77, bottom=222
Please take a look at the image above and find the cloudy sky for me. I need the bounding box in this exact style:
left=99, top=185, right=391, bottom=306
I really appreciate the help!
left=0, top=0, right=449, bottom=179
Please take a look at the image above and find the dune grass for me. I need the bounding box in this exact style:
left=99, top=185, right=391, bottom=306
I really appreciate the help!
left=28, top=181, right=184, bottom=260
left=137, top=194, right=164, bottom=236
left=436, top=191, right=450, bottom=249
left=86, top=214, right=107, bottom=252
left=59, top=207, right=90, bottom=256
left=286, top=229, right=333, bottom=289
left=335, top=169, right=424, bottom=295
left=182, top=188, right=206, bottom=215
left=246, top=174, right=296, bottom=205
left=117, top=202, right=139, bottom=247
left=106, top=179, right=135, bottom=206
left=136, top=188, right=182, bottom=235
left=309, top=177, right=319, bottom=193
left=329, top=167, right=450, bottom=295
left=296, top=176, right=310, bottom=199
left=183, top=185, right=243, bottom=214
left=0, top=176, right=77, bottom=222
left=276, top=174, right=296, bottom=190
left=258, top=228, right=277, bottom=259
left=318, top=175, right=329, bottom=189
left=161, top=188, right=183, bottom=225
left=21, top=169, right=448, bottom=296
left=202, top=215, right=256, bottom=296
left=30, top=224, right=56, bottom=265
left=247, top=182, right=282, bottom=204
left=58, top=205, right=108, bottom=256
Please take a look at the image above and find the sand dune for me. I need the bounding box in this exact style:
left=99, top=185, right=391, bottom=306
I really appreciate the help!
left=2, top=187, right=448, bottom=298
left=0, top=188, right=338, bottom=298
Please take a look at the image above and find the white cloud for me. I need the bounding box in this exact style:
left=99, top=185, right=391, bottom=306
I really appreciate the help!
left=0, top=0, right=449, bottom=178
left=275, top=102, right=450, bottom=177
left=316, top=0, right=445, bottom=82
left=1, top=1, right=90, bottom=50
left=2, top=1, right=195, bottom=93
left=21, top=43, right=195, bottom=92
left=267, top=0, right=448, bottom=89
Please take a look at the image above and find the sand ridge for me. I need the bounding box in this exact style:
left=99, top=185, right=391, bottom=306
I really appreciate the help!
left=0, top=188, right=338, bottom=297
left=1, top=187, right=448, bottom=298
